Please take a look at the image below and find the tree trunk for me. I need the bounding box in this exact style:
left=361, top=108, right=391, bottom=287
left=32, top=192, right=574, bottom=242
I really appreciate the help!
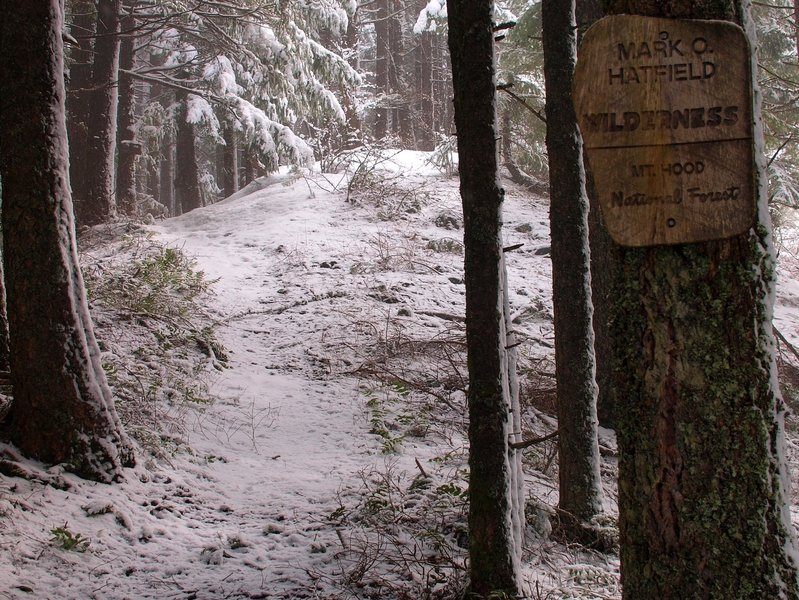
left=115, top=0, right=137, bottom=217
left=374, top=0, right=389, bottom=140
left=448, top=0, right=523, bottom=595
left=0, top=187, right=10, bottom=374
left=0, top=0, right=134, bottom=481
left=160, top=126, right=175, bottom=216
left=416, top=30, right=435, bottom=151
left=543, top=0, right=603, bottom=527
left=174, top=90, right=202, bottom=214
left=600, top=1, right=799, bottom=597
left=576, top=0, right=617, bottom=429
left=78, top=0, right=121, bottom=227
left=65, top=0, right=96, bottom=213
left=220, top=120, right=239, bottom=198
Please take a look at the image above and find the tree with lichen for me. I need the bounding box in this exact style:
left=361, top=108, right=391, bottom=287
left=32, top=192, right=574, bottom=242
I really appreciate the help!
left=591, top=0, right=799, bottom=597
left=542, top=0, right=604, bottom=535
left=447, top=0, right=524, bottom=596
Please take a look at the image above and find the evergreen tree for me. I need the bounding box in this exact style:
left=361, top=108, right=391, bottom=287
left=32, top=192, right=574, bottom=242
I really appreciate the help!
left=448, top=0, right=524, bottom=595
left=598, top=0, right=799, bottom=596
left=542, top=0, right=603, bottom=531
left=0, top=0, right=134, bottom=482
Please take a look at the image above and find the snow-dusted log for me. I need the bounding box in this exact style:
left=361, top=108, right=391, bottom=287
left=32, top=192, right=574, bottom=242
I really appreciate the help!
left=603, top=0, right=799, bottom=596
left=0, top=0, right=134, bottom=482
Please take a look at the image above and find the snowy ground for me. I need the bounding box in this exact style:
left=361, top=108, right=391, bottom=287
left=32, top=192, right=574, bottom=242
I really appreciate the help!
left=0, top=150, right=797, bottom=599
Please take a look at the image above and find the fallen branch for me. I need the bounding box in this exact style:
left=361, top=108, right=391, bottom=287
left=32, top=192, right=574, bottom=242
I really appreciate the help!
left=509, top=429, right=559, bottom=449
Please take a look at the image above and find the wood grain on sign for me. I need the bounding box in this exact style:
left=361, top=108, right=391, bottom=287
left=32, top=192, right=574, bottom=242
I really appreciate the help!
left=573, top=16, right=755, bottom=247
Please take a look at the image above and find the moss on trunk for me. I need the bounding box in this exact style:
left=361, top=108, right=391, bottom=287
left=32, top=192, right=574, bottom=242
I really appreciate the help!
left=601, top=1, right=799, bottom=596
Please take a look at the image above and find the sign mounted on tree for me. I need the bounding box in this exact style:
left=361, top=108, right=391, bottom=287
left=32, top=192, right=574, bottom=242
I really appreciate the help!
left=573, top=16, right=755, bottom=247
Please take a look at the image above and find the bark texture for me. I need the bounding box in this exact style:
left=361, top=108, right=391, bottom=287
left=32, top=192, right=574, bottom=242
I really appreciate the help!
left=174, top=90, right=202, bottom=214
left=115, top=0, right=138, bottom=217
left=448, top=0, right=523, bottom=595
left=65, top=0, right=96, bottom=213
left=603, top=1, right=799, bottom=597
left=543, top=0, right=603, bottom=524
left=79, top=0, right=121, bottom=226
left=0, top=0, right=134, bottom=481
left=576, top=0, right=618, bottom=429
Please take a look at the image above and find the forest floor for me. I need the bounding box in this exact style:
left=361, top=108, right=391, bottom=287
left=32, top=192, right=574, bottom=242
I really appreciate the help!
left=1, top=149, right=799, bottom=599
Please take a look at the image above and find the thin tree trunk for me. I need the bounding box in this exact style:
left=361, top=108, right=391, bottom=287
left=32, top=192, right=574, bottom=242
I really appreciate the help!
left=79, top=0, right=121, bottom=226
left=417, top=30, right=435, bottom=151
left=576, top=0, right=617, bottom=428
left=448, top=0, right=523, bottom=594
left=174, top=90, right=202, bottom=214
left=220, top=120, right=239, bottom=198
left=115, top=0, right=137, bottom=217
left=0, top=188, right=9, bottom=374
left=66, top=0, right=96, bottom=210
left=0, top=0, right=134, bottom=481
left=543, top=0, right=603, bottom=527
left=601, top=1, right=799, bottom=596
left=374, top=0, right=389, bottom=140
left=160, top=126, right=175, bottom=216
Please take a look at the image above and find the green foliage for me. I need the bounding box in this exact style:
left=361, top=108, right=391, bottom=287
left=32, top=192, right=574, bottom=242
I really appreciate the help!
left=82, top=231, right=227, bottom=457
left=50, top=524, right=90, bottom=552
left=89, top=242, right=212, bottom=320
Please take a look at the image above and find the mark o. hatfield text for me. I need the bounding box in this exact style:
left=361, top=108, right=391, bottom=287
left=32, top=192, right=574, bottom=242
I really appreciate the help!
left=610, top=31, right=715, bottom=85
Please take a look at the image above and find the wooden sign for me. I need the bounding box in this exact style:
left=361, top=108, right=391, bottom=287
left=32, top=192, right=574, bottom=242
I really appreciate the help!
left=573, top=16, right=755, bottom=247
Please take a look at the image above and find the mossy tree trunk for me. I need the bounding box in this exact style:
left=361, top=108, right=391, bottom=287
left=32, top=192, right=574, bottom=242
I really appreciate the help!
left=543, top=0, right=604, bottom=528
left=601, top=1, right=799, bottom=597
left=0, top=0, right=134, bottom=482
left=447, top=0, right=524, bottom=596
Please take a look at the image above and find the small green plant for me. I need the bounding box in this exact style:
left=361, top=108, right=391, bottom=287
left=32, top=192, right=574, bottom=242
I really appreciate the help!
left=50, top=524, right=90, bottom=552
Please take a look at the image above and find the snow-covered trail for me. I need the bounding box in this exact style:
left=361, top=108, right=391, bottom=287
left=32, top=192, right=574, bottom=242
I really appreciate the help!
left=142, top=174, right=387, bottom=598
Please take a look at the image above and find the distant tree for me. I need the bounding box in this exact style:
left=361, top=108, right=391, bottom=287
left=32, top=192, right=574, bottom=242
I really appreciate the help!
left=603, top=0, right=799, bottom=596
left=115, top=0, right=139, bottom=216
left=448, top=0, right=524, bottom=595
left=0, top=0, right=134, bottom=481
left=174, top=89, right=203, bottom=214
left=79, top=0, right=122, bottom=226
left=65, top=0, right=96, bottom=216
left=542, top=0, right=603, bottom=532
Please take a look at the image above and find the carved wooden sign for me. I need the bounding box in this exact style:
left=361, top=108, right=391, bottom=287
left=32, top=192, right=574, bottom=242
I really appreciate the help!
left=573, top=16, right=755, bottom=247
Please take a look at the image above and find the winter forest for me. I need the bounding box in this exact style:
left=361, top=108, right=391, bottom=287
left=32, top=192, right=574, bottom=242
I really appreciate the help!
left=5, top=0, right=799, bottom=598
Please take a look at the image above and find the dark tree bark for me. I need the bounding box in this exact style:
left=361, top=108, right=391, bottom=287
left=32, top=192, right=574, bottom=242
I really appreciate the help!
left=65, top=0, right=96, bottom=212
left=174, top=90, right=202, bottom=214
left=78, top=0, right=121, bottom=226
left=448, top=0, right=523, bottom=595
left=160, top=127, right=175, bottom=215
left=576, top=0, right=617, bottom=429
left=601, top=1, right=799, bottom=597
left=543, top=0, right=603, bottom=527
left=373, top=0, right=389, bottom=140
left=220, top=120, right=239, bottom=198
left=0, top=189, right=9, bottom=374
left=115, top=0, right=138, bottom=216
left=0, top=0, right=134, bottom=481
left=416, top=29, right=435, bottom=151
